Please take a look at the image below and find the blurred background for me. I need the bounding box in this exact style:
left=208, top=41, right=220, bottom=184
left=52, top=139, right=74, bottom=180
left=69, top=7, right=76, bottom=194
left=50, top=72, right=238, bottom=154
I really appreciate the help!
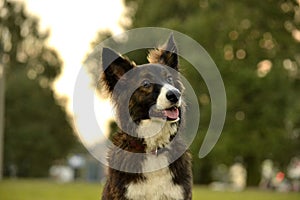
left=0, top=0, right=300, bottom=199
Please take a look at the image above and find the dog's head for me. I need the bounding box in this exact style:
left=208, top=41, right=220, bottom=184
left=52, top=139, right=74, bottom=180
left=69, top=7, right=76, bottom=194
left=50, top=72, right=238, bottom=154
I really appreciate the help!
left=101, top=35, right=184, bottom=140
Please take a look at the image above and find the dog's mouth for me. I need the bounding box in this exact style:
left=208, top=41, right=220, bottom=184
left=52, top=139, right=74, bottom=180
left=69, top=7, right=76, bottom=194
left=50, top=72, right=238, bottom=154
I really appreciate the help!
left=149, top=106, right=180, bottom=121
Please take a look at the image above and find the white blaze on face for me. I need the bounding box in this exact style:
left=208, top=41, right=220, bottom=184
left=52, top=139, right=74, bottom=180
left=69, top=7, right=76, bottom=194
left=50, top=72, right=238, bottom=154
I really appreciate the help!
left=156, top=84, right=181, bottom=110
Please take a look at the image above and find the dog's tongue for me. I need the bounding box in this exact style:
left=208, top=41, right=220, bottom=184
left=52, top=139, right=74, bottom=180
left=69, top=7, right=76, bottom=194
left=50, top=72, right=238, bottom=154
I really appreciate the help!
left=164, top=108, right=179, bottom=120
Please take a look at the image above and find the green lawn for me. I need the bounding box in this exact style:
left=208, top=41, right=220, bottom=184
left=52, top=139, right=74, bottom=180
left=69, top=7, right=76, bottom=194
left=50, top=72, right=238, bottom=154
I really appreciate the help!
left=0, top=179, right=299, bottom=200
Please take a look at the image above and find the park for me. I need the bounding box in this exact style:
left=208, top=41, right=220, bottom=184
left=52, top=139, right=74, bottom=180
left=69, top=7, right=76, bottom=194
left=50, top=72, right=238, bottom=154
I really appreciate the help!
left=1, top=0, right=300, bottom=199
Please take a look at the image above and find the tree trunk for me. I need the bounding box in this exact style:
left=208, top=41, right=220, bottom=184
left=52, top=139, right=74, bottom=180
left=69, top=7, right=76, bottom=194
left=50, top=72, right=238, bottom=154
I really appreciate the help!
left=0, top=64, right=5, bottom=180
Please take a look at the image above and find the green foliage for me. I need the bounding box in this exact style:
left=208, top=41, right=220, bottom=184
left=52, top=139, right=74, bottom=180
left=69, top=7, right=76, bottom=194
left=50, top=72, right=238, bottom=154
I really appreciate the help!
left=120, top=0, right=300, bottom=185
left=1, top=0, right=79, bottom=177
left=90, top=0, right=300, bottom=185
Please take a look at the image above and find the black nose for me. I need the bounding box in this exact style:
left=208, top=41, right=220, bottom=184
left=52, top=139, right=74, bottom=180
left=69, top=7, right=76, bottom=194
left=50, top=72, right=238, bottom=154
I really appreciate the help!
left=166, top=90, right=181, bottom=103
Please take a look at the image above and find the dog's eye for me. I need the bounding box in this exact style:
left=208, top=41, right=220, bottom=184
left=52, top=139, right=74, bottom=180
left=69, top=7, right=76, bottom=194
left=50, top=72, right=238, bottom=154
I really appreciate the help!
left=167, top=76, right=173, bottom=84
left=142, top=80, right=151, bottom=88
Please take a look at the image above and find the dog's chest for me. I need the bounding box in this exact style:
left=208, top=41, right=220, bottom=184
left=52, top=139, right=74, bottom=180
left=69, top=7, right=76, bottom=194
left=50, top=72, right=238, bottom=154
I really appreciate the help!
left=126, top=167, right=184, bottom=200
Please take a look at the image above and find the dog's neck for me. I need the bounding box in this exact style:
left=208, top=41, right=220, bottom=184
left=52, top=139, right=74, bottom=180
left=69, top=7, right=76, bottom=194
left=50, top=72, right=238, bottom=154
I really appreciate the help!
left=115, top=119, right=178, bottom=155
left=136, top=119, right=178, bottom=153
left=127, top=135, right=174, bottom=156
left=128, top=139, right=145, bottom=152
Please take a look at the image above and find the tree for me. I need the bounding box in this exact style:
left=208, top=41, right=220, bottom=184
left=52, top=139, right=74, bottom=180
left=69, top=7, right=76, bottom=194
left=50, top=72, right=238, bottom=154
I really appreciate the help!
left=0, top=0, right=79, bottom=177
left=120, top=0, right=300, bottom=185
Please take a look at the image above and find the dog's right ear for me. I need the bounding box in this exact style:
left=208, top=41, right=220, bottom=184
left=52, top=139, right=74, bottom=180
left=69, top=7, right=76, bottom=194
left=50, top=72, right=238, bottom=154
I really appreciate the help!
left=147, top=33, right=179, bottom=71
left=101, top=47, right=135, bottom=93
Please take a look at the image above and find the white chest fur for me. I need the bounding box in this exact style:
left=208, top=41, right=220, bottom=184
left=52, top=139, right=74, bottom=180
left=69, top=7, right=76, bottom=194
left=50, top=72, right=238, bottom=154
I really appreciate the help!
left=126, top=167, right=184, bottom=200
left=127, top=115, right=183, bottom=199
left=136, top=119, right=177, bottom=152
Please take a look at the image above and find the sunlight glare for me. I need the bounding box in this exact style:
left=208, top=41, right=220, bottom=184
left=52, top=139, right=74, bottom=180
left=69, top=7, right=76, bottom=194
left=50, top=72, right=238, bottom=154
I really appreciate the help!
left=23, top=0, right=127, bottom=143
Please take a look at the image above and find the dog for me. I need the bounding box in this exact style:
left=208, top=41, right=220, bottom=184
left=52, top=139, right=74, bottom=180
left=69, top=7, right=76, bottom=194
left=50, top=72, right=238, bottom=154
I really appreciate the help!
left=101, top=34, right=192, bottom=200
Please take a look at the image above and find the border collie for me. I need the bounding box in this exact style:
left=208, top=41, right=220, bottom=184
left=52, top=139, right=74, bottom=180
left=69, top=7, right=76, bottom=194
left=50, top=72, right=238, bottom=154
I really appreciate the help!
left=101, top=34, right=192, bottom=200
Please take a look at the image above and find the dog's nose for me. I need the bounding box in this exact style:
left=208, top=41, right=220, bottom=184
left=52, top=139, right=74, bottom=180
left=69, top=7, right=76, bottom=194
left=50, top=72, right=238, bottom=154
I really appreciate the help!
left=166, top=90, right=181, bottom=103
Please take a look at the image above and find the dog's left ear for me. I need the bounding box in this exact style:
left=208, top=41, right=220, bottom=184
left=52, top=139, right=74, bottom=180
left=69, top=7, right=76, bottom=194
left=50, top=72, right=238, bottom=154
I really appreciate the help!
left=148, top=33, right=179, bottom=70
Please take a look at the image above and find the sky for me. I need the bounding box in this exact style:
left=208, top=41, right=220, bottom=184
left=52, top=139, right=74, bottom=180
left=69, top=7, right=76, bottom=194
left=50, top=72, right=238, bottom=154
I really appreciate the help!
left=23, top=0, right=127, bottom=145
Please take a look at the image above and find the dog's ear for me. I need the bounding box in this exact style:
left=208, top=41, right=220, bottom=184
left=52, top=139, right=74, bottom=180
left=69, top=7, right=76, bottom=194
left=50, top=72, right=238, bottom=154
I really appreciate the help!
left=148, top=33, right=178, bottom=70
left=102, top=47, right=135, bottom=93
left=163, top=33, right=178, bottom=68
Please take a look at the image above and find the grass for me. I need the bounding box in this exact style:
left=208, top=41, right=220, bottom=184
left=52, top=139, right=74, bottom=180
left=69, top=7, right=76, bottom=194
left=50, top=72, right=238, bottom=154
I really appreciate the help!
left=193, top=186, right=300, bottom=200
left=0, top=179, right=299, bottom=200
left=0, top=179, right=101, bottom=200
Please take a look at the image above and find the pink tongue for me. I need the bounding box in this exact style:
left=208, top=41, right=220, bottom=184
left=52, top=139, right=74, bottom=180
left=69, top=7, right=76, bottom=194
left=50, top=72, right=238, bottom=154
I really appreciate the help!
left=164, top=108, right=179, bottom=119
